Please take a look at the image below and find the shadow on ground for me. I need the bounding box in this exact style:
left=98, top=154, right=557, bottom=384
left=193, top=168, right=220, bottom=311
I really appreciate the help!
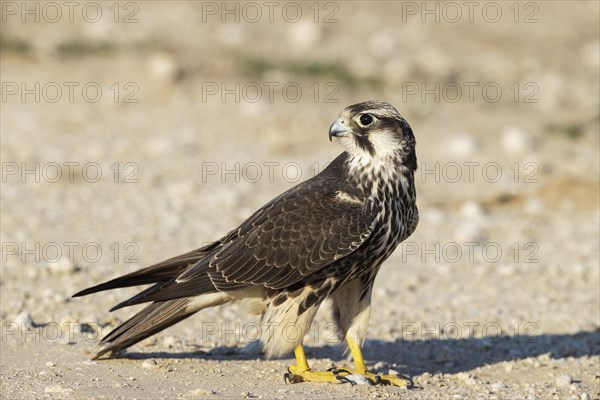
left=113, top=329, right=600, bottom=375
left=360, top=330, right=600, bottom=374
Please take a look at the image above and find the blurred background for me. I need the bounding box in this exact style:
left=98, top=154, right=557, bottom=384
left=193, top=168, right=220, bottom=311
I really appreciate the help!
left=1, top=1, right=599, bottom=399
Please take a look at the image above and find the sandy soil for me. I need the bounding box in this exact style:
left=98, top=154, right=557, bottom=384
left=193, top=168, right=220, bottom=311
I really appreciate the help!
left=1, top=1, right=599, bottom=399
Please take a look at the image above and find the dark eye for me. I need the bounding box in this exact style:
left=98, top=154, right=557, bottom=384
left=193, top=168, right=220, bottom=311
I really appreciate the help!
left=359, top=114, right=374, bottom=126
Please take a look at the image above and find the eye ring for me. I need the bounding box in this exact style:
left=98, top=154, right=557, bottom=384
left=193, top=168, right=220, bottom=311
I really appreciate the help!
left=358, top=113, right=374, bottom=127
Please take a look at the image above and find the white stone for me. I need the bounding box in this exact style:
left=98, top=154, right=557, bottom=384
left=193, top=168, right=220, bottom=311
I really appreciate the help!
left=501, top=127, right=537, bottom=154
left=14, top=311, right=34, bottom=328
left=460, top=201, right=486, bottom=219
left=162, top=335, right=177, bottom=348
left=148, top=52, right=177, bottom=83
left=287, top=20, right=321, bottom=49
left=454, top=222, right=486, bottom=242
left=555, top=375, right=573, bottom=387
left=190, top=388, right=215, bottom=396
left=448, top=134, right=478, bottom=157
left=142, top=359, right=158, bottom=369
left=48, top=257, right=77, bottom=274
left=44, top=385, right=73, bottom=393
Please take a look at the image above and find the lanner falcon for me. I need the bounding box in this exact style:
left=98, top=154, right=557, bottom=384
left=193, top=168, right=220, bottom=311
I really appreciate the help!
left=74, top=101, right=419, bottom=386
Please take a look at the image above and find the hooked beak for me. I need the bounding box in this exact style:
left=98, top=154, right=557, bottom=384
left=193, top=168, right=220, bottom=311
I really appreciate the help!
left=329, top=119, right=350, bottom=142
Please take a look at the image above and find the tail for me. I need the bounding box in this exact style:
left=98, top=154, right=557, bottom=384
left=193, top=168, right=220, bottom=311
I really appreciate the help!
left=73, top=241, right=231, bottom=358
left=93, top=293, right=231, bottom=359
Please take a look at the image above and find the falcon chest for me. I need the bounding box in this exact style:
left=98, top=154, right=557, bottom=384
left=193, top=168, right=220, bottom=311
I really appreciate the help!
left=355, top=159, right=418, bottom=271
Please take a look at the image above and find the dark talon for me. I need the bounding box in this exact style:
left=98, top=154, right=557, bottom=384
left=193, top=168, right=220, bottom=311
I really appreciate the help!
left=284, top=372, right=303, bottom=384
left=336, top=375, right=356, bottom=385
left=329, top=367, right=350, bottom=375
left=395, top=373, right=414, bottom=388
left=372, top=375, right=382, bottom=385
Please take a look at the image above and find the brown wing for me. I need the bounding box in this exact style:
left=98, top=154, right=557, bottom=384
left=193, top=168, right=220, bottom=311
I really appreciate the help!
left=205, top=184, right=373, bottom=290
left=175, top=158, right=375, bottom=292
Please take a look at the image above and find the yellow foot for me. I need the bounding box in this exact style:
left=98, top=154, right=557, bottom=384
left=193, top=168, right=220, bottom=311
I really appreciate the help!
left=284, top=365, right=413, bottom=387
left=284, top=364, right=347, bottom=384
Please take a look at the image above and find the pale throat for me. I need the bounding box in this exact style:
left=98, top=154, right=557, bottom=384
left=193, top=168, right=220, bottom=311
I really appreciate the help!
left=345, top=150, right=408, bottom=200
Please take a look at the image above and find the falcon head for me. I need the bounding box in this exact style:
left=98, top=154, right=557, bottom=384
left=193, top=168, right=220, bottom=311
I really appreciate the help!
left=329, top=101, right=416, bottom=172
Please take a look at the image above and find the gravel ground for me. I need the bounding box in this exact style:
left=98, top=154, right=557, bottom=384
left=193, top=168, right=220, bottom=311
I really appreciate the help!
left=1, top=2, right=599, bottom=399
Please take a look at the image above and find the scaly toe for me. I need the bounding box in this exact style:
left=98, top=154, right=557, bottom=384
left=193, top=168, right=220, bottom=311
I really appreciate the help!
left=284, top=366, right=349, bottom=384
left=375, top=373, right=413, bottom=387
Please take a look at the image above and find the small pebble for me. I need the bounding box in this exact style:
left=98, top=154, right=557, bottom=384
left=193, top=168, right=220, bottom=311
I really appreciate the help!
left=460, top=201, right=486, bottom=219
left=454, top=222, right=486, bottom=242
left=190, top=388, right=215, bottom=396
left=448, top=134, right=478, bottom=157
left=373, top=361, right=387, bottom=371
left=287, top=20, right=321, bottom=50
left=498, top=264, right=517, bottom=276
left=47, top=257, right=77, bottom=274
left=525, top=198, right=545, bottom=214
left=162, top=335, right=177, bottom=348
left=44, top=385, right=73, bottom=393
left=142, top=359, right=158, bottom=369
left=141, top=337, right=158, bottom=348
left=147, top=52, right=178, bottom=83
left=556, top=374, right=573, bottom=387
left=456, top=372, right=471, bottom=381
left=490, top=381, right=506, bottom=391
left=45, top=361, right=55, bottom=367
left=15, top=311, right=34, bottom=328
left=538, top=353, right=552, bottom=362
left=466, top=378, right=477, bottom=386
left=501, top=127, right=537, bottom=154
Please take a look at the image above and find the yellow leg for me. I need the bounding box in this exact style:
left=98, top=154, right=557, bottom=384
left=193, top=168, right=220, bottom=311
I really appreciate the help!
left=333, top=335, right=412, bottom=387
left=285, top=344, right=345, bottom=384
left=346, top=334, right=367, bottom=373
left=291, top=344, right=309, bottom=372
